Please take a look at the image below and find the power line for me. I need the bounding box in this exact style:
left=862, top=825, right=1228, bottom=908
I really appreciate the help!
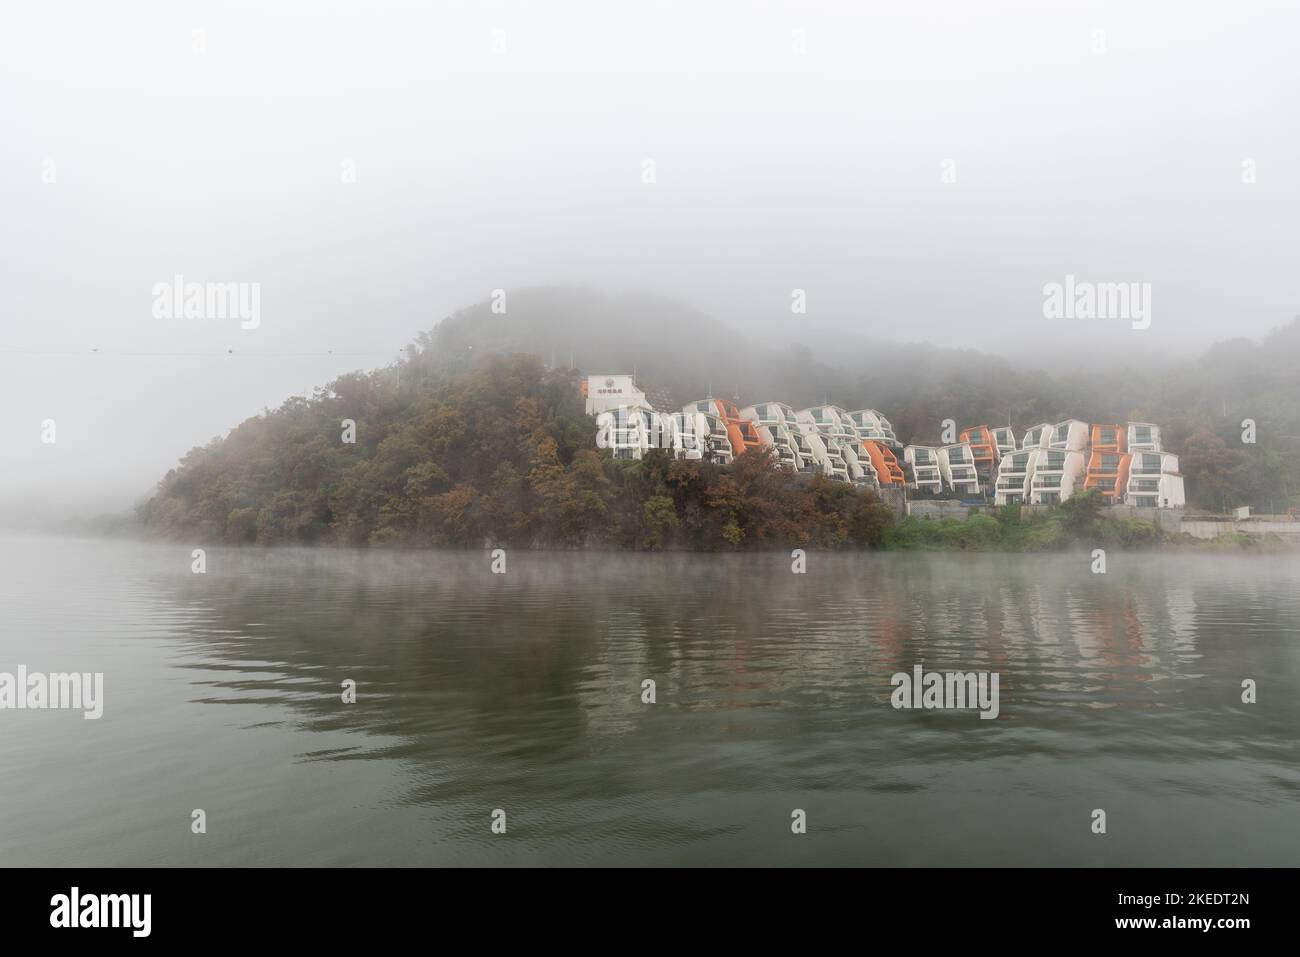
left=0, top=348, right=397, bottom=358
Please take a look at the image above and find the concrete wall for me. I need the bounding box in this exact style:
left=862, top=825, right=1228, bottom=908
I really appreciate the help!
left=1180, top=520, right=1231, bottom=540
left=906, top=500, right=993, bottom=520
left=902, top=499, right=1299, bottom=540
left=904, top=501, right=1070, bottom=520
left=1106, top=504, right=1184, bottom=532
left=877, top=487, right=909, bottom=520
left=1181, top=519, right=1300, bottom=541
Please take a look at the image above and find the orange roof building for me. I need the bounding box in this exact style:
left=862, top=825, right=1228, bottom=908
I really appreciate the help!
left=685, top=398, right=767, bottom=456
left=1082, top=424, right=1130, bottom=502
left=1089, top=423, right=1127, bottom=454
left=1083, top=450, right=1132, bottom=503
left=861, top=440, right=906, bottom=487
left=958, top=425, right=999, bottom=483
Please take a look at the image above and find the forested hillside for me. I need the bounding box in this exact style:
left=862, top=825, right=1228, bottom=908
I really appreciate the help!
left=140, top=352, right=891, bottom=549
left=140, top=287, right=1300, bottom=546
left=419, top=288, right=1300, bottom=512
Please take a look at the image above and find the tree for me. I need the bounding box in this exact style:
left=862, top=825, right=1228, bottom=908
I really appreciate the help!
left=1181, top=430, right=1247, bottom=510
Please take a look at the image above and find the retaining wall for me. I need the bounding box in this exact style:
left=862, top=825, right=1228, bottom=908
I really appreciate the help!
left=903, top=499, right=1298, bottom=540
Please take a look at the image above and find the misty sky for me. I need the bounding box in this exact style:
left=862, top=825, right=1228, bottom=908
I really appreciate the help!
left=2, top=1, right=1298, bottom=521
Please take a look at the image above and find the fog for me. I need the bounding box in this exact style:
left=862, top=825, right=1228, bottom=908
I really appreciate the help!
left=2, top=0, right=1297, bottom=522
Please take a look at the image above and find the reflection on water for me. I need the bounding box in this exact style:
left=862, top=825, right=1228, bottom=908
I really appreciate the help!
left=1, top=535, right=1298, bottom=866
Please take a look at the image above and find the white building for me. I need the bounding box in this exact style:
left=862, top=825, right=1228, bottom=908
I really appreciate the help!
left=740, top=401, right=816, bottom=474
left=595, top=404, right=728, bottom=464
left=840, top=439, right=880, bottom=488
left=582, top=374, right=647, bottom=416
left=845, top=409, right=898, bottom=445
left=991, top=427, right=1018, bottom=458
left=1127, top=422, right=1164, bottom=453
left=596, top=405, right=658, bottom=461
left=1020, top=423, right=1053, bottom=450
left=1125, top=450, right=1185, bottom=508
left=1048, top=419, right=1090, bottom=452
left=695, top=412, right=735, bottom=465
left=794, top=423, right=849, bottom=481
left=1028, top=448, right=1086, bottom=504
left=993, top=447, right=1041, bottom=506
left=797, top=407, right=872, bottom=485
left=904, top=445, right=944, bottom=495
left=938, top=443, right=982, bottom=496
left=788, top=428, right=824, bottom=477
left=663, top=412, right=708, bottom=462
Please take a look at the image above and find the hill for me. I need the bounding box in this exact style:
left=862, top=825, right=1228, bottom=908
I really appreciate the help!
left=413, top=287, right=1300, bottom=512
left=139, top=287, right=1300, bottom=547
left=140, top=349, right=891, bottom=550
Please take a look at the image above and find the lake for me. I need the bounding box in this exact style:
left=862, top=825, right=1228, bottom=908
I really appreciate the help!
left=1, top=534, right=1297, bottom=866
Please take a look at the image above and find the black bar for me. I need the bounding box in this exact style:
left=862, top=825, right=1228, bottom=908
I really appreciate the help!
left=0, top=868, right=1285, bottom=943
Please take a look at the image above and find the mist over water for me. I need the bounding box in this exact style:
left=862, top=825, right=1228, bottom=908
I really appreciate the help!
left=2, top=534, right=1297, bottom=866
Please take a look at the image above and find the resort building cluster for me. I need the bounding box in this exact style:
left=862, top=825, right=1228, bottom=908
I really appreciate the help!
left=583, top=375, right=1185, bottom=508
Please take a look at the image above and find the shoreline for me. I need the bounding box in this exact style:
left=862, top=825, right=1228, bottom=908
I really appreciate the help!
left=6, top=525, right=1298, bottom=554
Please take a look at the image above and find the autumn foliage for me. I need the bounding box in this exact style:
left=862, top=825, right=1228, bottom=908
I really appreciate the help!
left=140, top=352, right=892, bottom=550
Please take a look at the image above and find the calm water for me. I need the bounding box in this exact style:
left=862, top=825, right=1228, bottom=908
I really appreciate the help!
left=1, top=534, right=1298, bottom=867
